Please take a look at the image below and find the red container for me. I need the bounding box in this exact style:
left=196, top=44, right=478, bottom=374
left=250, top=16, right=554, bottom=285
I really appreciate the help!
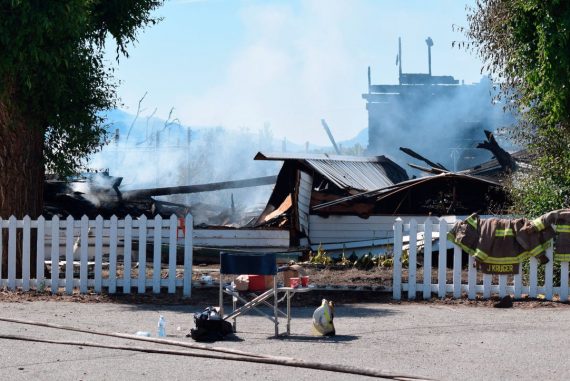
left=301, top=276, right=309, bottom=287
left=289, top=277, right=301, bottom=288
left=247, top=275, right=273, bottom=291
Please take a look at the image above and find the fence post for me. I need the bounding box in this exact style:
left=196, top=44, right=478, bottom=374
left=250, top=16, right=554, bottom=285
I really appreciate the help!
left=138, top=215, right=147, bottom=294
left=560, top=261, right=569, bottom=302
left=183, top=214, right=193, bottom=297
left=109, top=215, right=118, bottom=294
left=514, top=263, right=523, bottom=300
left=423, top=218, right=433, bottom=300
left=94, top=215, right=103, bottom=293
left=22, top=216, right=31, bottom=291
left=168, top=215, right=177, bottom=293
left=408, top=219, right=417, bottom=300
left=452, top=241, right=462, bottom=299
left=153, top=215, right=163, bottom=294
left=50, top=215, right=60, bottom=294
left=79, top=215, right=89, bottom=294
left=8, top=216, right=17, bottom=290
left=467, top=256, right=476, bottom=300
left=438, top=219, right=448, bottom=298
left=498, top=275, right=507, bottom=298
left=529, top=257, right=538, bottom=298
left=0, top=217, right=3, bottom=289
left=124, top=215, right=133, bottom=294
left=65, top=215, right=74, bottom=295
left=545, top=245, right=554, bottom=300
left=392, top=218, right=403, bottom=300
left=36, top=216, right=45, bottom=290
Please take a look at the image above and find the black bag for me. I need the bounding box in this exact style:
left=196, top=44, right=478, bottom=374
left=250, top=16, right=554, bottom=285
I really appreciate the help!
left=189, top=307, right=233, bottom=342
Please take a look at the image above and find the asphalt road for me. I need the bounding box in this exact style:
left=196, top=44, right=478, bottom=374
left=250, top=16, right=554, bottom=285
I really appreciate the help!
left=0, top=300, right=569, bottom=380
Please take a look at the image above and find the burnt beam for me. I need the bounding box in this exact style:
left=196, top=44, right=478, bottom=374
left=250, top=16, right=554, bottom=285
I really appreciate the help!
left=476, top=130, right=516, bottom=172
left=122, top=175, right=278, bottom=200
left=400, top=147, right=448, bottom=171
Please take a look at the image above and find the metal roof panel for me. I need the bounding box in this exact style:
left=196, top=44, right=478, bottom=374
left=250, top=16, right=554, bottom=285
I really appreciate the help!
left=305, top=159, right=393, bottom=191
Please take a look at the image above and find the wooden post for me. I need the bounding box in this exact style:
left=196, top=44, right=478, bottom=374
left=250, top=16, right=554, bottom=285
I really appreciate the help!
left=138, top=215, right=148, bottom=294
left=545, top=245, right=554, bottom=300
left=529, top=257, right=538, bottom=298
left=560, top=262, right=569, bottom=302
left=124, top=215, right=133, bottom=294
left=408, top=219, right=417, bottom=300
left=8, top=216, right=17, bottom=290
left=65, top=216, right=74, bottom=295
left=50, top=216, right=60, bottom=294
left=392, top=218, right=403, bottom=300
left=22, top=216, right=31, bottom=291
left=423, top=218, right=432, bottom=300
left=94, top=215, right=103, bottom=293
left=153, top=215, right=162, bottom=293
left=467, top=256, right=476, bottom=299
left=183, top=214, right=193, bottom=298
left=453, top=243, right=462, bottom=298
left=168, top=215, right=177, bottom=293
left=438, top=219, right=448, bottom=298
left=36, top=216, right=45, bottom=290
left=109, top=215, right=118, bottom=294
left=513, top=263, right=523, bottom=299
left=79, top=215, right=88, bottom=294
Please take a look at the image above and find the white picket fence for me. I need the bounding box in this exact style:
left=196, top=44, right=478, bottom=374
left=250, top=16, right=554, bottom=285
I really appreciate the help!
left=0, top=214, right=193, bottom=296
left=5, top=213, right=568, bottom=302
left=392, top=217, right=568, bottom=301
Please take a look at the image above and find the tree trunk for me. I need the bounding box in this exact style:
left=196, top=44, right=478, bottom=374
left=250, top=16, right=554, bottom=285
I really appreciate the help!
left=0, top=97, right=44, bottom=278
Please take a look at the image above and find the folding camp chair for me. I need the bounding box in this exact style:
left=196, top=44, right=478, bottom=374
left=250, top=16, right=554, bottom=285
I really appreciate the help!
left=219, top=252, right=311, bottom=337
left=219, top=252, right=280, bottom=336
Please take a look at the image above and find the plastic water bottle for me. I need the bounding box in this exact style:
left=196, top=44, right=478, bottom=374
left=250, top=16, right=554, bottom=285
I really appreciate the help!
left=157, top=315, right=166, bottom=337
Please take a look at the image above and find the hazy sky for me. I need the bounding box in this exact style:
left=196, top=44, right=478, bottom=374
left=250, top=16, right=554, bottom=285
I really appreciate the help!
left=106, top=0, right=482, bottom=146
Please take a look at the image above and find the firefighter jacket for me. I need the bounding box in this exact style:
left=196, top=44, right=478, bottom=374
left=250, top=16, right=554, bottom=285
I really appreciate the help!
left=448, top=214, right=550, bottom=274
left=447, top=213, right=479, bottom=256
left=535, top=209, right=570, bottom=262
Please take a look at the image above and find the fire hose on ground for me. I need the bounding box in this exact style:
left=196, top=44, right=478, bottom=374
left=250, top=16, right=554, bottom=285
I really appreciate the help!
left=0, top=317, right=433, bottom=380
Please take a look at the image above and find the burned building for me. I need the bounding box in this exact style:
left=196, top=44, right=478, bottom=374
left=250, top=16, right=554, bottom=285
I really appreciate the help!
left=363, top=37, right=515, bottom=172
left=252, top=152, right=408, bottom=245
left=311, top=172, right=507, bottom=217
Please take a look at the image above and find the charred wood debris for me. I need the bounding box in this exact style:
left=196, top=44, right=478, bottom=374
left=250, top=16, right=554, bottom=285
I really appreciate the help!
left=44, top=130, right=521, bottom=231
left=44, top=174, right=277, bottom=228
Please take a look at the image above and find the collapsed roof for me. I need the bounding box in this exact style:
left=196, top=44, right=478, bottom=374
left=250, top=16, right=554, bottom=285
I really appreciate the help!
left=312, top=172, right=507, bottom=217
left=460, top=149, right=532, bottom=179
left=254, top=152, right=408, bottom=193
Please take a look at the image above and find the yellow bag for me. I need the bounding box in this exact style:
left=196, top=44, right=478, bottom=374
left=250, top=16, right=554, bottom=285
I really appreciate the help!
left=312, top=299, right=335, bottom=336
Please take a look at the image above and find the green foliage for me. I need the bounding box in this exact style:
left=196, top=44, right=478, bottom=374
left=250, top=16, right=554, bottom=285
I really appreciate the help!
left=521, top=259, right=561, bottom=287
left=0, top=1, right=163, bottom=176
left=308, top=244, right=401, bottom=270
left=309, top=245, right=333, bottom=265
left=465, top=0, right=570, bottom=129
left=508, top=170, right=570, bottom=217
left=463, top=0, right=570, bottom=215
left=353, top=253, right=376, bottom=270
left=335, top=251, right=353, bottom=266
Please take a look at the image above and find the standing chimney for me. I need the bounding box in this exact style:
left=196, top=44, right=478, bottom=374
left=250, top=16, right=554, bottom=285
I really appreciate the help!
left=425, top=37, right=433, bottom=77
left=398, top=37, right=403, bottom=83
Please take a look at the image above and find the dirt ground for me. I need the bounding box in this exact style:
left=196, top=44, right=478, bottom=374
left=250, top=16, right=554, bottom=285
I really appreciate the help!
left=1, top=263, right=569, bottom=309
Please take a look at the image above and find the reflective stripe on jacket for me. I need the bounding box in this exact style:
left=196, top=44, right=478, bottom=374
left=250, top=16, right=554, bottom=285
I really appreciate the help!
left=447, top=214, right=550, bottom=274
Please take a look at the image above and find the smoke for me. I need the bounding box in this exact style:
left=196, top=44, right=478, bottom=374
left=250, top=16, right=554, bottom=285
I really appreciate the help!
left=111, top=1, right=484, bottom=148
left=366, top=76, right=518, bottom=175
left=88, top=109, right=280, bottom=223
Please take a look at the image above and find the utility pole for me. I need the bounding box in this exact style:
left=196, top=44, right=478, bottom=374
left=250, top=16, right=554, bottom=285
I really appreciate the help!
left=321, top=119, right=341, bottom=154
left=426, top=37, right=433, bottom=76
left=398, top=37, right=403, bottom=83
